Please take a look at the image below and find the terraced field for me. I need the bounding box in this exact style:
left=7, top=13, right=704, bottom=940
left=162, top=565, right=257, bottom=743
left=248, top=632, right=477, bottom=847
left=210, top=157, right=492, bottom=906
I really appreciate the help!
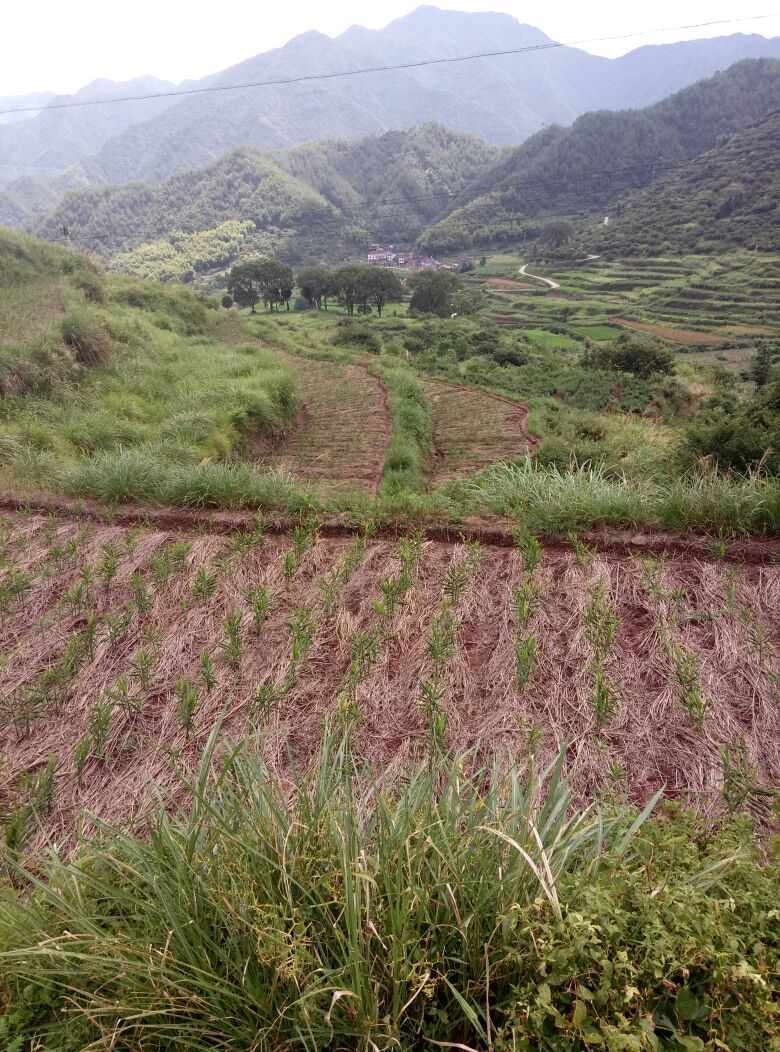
left=2, top=509, right=778, bottom=850
left=468, top=252, right=780, bottom=351
left=424, top=377, right=538, bottom=483
left=254, top=354, right=391, bottom=495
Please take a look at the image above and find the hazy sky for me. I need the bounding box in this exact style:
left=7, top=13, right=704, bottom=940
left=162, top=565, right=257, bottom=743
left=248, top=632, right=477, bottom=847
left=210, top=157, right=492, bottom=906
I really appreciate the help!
left=2, top=0, right=780, bottom=96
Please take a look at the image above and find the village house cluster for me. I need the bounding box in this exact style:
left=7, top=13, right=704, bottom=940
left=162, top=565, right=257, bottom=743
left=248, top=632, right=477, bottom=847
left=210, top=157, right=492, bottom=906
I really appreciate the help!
left=366, top=244, right=459, bottom=271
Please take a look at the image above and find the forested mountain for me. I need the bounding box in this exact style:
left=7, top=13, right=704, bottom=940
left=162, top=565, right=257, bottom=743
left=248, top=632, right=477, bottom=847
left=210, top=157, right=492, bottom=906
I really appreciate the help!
left=30, top=124, right=498, bottom=276
left=583, top=110, right=780, bottom=256
left=2, top=5, right=780, bottom=229
left=417, top=59, right=780, bottom=251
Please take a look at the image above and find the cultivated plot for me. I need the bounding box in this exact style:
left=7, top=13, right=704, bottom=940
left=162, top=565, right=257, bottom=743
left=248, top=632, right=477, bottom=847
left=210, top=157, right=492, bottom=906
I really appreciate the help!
left=424, top=378, right=538, bottom=484
left=254, top=355, right=391, bottom=495
left=2, top=512, right=778, bottom=853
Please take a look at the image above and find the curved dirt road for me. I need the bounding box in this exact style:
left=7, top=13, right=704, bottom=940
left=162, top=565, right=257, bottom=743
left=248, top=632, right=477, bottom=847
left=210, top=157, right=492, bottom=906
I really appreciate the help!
left=518, top=263, right=560, bottom=290
left=518, top=255, right=600, bottom=290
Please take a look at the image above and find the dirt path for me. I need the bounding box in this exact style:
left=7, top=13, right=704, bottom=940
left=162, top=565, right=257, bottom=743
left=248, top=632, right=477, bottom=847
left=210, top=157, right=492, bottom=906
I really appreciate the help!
left=255, top=355, right=391, bottom=496
left=516, top=256, right=600, bottom=292
left=518, top=263, right=560, bottom=290
left=423, top=377, right=538, bottom=485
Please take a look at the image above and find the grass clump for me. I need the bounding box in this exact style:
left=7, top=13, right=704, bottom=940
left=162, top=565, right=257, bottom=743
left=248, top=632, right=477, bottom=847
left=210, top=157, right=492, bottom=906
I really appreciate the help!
left=0, top=729, right=778, bottom=1050
left=374, top=363, right=433, bottom=498
left=60, top=452, right=314, bottom=512
left=59, top=309, right=112, bottom=366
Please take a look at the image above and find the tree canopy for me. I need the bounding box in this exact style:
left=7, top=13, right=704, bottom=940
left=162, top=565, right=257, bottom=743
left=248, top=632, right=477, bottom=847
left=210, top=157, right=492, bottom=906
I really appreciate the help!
left=226, top=261, right=261, bottom=313
left=227, top=256, right=294, bottom=312
left=409, top=271, right=463, bottom=317
left=585, top=333, right=675, bottom=379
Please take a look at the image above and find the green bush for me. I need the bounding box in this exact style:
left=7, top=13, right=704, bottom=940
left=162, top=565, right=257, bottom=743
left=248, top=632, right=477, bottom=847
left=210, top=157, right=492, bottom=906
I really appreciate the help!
left=682, top=379, right=780, bottom=474
left=585, top=333, right=676, bottom=378
left=333, top=319, right=382, bottom=354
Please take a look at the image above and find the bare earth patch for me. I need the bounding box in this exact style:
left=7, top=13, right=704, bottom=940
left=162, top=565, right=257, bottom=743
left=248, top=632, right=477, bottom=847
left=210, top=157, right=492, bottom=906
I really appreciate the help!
left=255, top=356, right=391, bottom=496
left=612, top=317, right=728, bottom=346
left=423, top=378, right=538, bottom=484
left=2, top=513, right=778, bottom=849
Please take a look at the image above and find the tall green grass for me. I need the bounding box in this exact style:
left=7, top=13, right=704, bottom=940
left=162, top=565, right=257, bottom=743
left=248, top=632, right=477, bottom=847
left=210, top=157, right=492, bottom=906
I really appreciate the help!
left=453, top=459, right=780, bottom=535
left=60, top=450, right=314, bottom=512
left=1, top=726, right=777, bottom=1050
left=0, top=292, right=298, bottom=492
left=373, top=363, right=433, bottom=498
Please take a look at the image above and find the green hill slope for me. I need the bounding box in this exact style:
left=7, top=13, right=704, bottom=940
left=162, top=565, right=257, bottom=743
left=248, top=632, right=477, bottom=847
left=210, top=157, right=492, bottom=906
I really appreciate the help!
left=418, top=59, right=780, bottom=252
left=30, top=124, right=499, bottom=275
left=584, top=110, right=780, bottom=255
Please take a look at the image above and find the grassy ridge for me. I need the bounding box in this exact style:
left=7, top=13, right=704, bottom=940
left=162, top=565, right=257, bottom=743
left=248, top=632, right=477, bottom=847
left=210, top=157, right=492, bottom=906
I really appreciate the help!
left=1, top=729, right=777, bottom=1050
left=0, top=232, right=298, bottom=500
left=372, top=362, right=433, bottom=498
left=451, top=459, right=780, bottom=535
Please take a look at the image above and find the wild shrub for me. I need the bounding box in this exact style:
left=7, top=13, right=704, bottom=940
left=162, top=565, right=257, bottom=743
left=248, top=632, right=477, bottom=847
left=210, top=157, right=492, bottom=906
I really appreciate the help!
left=584, top=332, right=675, bottom=378
left=332, top=319, right=382, bottom=354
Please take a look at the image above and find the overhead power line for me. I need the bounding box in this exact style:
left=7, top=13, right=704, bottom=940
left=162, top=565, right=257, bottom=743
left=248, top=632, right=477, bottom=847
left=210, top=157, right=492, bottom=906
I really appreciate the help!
left=0, top=12, right=779, bottom=116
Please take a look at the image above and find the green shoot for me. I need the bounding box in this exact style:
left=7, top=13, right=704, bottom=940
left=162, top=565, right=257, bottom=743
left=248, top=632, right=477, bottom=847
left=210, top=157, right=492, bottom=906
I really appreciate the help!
left=175, top=677, right=197, bottom=736
left=200, top=652, right=217, bottom=693
left=191, top=566, right=217, bottom=601
left=218, top=611, right=244, bottom=669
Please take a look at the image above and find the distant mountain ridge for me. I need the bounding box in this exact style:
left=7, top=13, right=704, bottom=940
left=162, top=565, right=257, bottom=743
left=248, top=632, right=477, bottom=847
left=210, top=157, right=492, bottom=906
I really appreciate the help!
left=26, top=59, right=780, bottom=273
left=0, top=77, right=177, bottom=176
left=0, top=90, right=55, bottom=126
left=2, top=5, right=780, bottom=228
